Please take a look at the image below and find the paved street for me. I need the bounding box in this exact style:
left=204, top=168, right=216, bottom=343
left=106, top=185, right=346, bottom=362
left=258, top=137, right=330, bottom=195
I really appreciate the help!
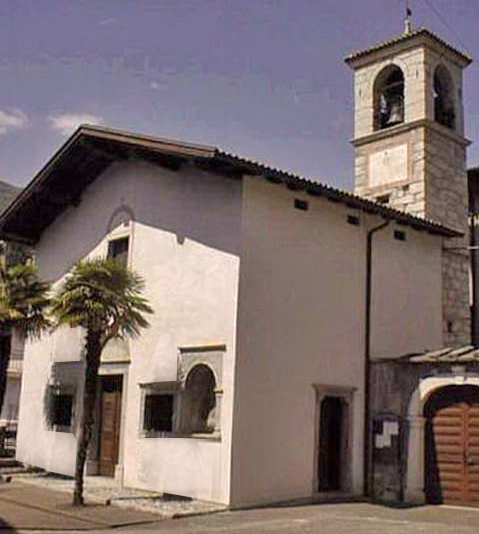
left=3, top=497, right=479, bottom=533
left=116, top=502, right=479, bottom=534
left=2, top=479, right=479, bottom=533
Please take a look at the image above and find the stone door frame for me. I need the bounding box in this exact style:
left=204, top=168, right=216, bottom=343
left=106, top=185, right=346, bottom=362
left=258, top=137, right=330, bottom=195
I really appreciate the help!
left=312, top=384, right=356, bottom=495
left=405, top=371, right=479, bottom=503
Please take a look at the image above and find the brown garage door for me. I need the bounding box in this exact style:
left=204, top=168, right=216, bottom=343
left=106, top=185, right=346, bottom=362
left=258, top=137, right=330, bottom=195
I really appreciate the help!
left=425, top=385, right=479, bottom=506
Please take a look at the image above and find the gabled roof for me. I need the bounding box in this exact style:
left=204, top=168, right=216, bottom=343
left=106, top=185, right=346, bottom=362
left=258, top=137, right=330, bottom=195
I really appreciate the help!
left=345, top=27, right=472, bottom=67
left=0, top=124, right=461, bottom=244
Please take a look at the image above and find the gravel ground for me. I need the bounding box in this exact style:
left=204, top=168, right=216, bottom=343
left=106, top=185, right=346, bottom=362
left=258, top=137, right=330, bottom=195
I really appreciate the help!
left=7, top=470, right=226, bottom=519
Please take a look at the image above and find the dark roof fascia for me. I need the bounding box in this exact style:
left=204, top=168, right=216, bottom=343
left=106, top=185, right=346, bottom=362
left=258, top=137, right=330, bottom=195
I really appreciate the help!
left=0, top=125, right=462, bottom=243
left=215, top=151, right=461, bottom=238
left=77, top=124, right=217, bottom=159
left=0, top=127, right=85, bottom=238
left=345, top=28, right=472, bottom=69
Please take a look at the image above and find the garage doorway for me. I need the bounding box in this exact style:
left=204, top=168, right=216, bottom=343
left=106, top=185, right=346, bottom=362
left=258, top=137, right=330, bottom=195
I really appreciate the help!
left=424, top=385, right=479, bottom=506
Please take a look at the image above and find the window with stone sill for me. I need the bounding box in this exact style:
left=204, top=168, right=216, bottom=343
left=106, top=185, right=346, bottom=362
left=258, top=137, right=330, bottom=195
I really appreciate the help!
left=140, top=366, right=220, bottom=439
left=45, top=387, right=75, bottom=433
left=140, top=382, right=177, bottom=437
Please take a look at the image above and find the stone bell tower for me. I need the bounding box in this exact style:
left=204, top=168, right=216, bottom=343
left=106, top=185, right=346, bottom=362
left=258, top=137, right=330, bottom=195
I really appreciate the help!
left=345, top=26, right=472, bottom=346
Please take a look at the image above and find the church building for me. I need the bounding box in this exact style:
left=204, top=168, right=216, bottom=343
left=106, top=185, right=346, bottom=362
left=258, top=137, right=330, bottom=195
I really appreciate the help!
left=0, top=22, right=478, bottom=508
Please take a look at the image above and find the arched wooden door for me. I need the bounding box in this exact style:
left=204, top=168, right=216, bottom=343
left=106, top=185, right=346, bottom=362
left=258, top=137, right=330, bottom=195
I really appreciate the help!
left=424, top=385, right=479, bottom=506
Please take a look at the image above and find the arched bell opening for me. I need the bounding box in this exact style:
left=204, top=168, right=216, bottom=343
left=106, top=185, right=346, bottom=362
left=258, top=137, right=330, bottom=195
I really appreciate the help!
left=424, top=384, right=479, bottom=506
left=434, top=65, right=456, bottom=130
left=373, top=65, right=405, bottom=131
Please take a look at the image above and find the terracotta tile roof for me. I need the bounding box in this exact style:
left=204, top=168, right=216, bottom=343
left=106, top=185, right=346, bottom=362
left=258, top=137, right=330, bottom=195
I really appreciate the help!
left=215, top=149, right=461, bottom=237
left=0, top=125, right=462, bottom=243
left=397, top=345, right=479, bottom=363
left=345, top=27, right=472, bottom=66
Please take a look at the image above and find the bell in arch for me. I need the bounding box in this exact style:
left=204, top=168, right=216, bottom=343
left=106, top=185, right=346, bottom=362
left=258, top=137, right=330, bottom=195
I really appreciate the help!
left=386, top=96, right=404, bottom=126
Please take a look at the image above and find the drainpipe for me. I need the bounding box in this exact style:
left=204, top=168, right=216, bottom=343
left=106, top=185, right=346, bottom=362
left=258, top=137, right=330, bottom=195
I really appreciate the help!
left=471, top=188, right=479, bottom=346
left=364, top=219, right=390, bottom=497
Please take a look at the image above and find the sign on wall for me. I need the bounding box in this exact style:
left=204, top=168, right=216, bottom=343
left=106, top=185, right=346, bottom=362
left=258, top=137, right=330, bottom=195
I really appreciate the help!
left=369, top=144, right=408, bottom=187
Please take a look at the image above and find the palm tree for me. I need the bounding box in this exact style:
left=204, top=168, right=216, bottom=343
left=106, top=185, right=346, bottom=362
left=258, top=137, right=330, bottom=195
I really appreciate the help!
left=50, top=258, right=152, bottom=506
left=0, top=260, right=51, bottom=420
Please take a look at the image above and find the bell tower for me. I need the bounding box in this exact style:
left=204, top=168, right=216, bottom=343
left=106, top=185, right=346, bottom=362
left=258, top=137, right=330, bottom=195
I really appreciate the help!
left=346, top=27, right=472, bottom=346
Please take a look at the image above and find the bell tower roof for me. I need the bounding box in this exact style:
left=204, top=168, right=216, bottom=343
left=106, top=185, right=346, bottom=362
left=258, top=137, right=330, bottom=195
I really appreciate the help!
left=345, top=27, right=471, bottom=69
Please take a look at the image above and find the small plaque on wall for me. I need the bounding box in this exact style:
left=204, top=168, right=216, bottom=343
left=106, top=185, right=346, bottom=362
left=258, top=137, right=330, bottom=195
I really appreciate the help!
left=369, top=144, right=408, bottom=187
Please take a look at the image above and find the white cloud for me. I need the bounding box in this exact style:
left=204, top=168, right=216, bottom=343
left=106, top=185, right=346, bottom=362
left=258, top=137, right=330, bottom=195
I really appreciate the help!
left=150, top=80, right=168, bottom=91
left=99, top=17, right=117, bottom=26
left=0, top=108, right=28, bottom=135
left=48, top=113, right=104, bottom=136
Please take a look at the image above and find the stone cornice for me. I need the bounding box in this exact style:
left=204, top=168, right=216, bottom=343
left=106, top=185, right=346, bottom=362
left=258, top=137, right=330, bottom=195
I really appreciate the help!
left=351, top=119, right=471, bottom=148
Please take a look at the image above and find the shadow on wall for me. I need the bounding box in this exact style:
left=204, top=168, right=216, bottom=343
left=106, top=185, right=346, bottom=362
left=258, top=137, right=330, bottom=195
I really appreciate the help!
left=40, top=161, right=243, bottom=282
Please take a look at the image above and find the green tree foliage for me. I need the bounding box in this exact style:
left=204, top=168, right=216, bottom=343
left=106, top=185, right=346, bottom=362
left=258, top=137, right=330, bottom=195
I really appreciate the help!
left=50, top=258, right=152, bottom=505
left=0, top=261, right=50, bottom=419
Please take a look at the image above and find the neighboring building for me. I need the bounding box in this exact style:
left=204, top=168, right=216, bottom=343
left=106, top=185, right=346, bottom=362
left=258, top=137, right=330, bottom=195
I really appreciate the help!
left=345, top=27, right=479, bottom=507
left=0, top=124, right=452, bottom=507
left=1, top=23, right=478, bottom=509
left=0, top=179, right=24, bottom=428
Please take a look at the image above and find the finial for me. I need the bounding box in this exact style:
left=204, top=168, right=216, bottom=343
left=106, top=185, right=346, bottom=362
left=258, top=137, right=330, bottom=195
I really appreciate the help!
left=404, top=2, right=412, bottom=35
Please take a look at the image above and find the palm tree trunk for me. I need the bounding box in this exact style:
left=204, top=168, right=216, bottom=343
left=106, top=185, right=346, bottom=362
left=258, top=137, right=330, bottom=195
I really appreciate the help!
left=73, top=329, right=102, bottom=506
left=0, top=333, right=11, bottom=423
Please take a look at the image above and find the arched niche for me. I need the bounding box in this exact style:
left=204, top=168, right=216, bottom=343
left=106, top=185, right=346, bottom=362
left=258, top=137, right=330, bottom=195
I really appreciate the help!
left=373, top=65, right=405, bottom=131
left=180, top=364, right=217, bottom=434
left=434, top=65, right=456, bottom=130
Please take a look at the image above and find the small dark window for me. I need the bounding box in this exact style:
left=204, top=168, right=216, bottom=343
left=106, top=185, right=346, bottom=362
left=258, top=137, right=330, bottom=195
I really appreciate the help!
left=347, top=215, right=360, bottom=226
left=52, top=394, right=73, bottom=427
left=294, top=199, right=309, bottom=211
left=394, top=230, right=406, bottom=241
left=144, top=394, right=173, bottom=432
left=376, top=194, right=390, bottom=205
left=107, top=237, right=129, bottom=266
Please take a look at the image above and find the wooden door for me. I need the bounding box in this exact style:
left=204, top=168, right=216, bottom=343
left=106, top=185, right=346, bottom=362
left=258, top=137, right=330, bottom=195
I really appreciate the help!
left=98, top=376, right=122, bottom=477
left=425, top=385, right=479, bottom=506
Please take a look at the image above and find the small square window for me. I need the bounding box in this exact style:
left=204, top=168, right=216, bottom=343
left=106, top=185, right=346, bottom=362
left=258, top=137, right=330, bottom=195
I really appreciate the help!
left=376, top=194, right=390, bottom=205
left=294, top=199, right=309, bottom=211
left=144, top=394, right=174, bottom=432
left=52, top=394, right=73, bottom=428
left=107, top=237, right=129, bottom=266
left=394, top=230, right=406, bottom=241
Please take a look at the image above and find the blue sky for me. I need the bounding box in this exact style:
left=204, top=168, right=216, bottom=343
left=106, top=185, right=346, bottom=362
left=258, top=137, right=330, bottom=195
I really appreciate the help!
left=0, top=0, right=478, bottom=190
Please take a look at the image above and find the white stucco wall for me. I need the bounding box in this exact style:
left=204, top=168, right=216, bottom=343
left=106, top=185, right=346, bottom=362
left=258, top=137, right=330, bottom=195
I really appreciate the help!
left=16, top=159, right=242, bottom=504
left=229, top=176, right=443, bottom=507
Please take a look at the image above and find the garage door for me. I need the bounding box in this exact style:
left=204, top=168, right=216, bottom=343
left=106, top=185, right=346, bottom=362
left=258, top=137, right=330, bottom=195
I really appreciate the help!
left=425, top=385, right=479, bottom=506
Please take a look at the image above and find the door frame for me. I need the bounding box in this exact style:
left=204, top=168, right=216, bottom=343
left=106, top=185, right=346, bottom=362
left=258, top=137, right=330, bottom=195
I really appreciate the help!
left=86, top=363, right=129, bottom=483
left=312, top=384, right=355, bottom=495
left=424, top=385, right=479, bottom=505
left=405, top=372, right=479, bottom=504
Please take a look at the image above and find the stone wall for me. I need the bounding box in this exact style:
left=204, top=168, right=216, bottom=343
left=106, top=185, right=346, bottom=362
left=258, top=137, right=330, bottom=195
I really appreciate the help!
left=425, top=126, right=470, bottom=345
left=351, top=39, right=471, bottom=347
